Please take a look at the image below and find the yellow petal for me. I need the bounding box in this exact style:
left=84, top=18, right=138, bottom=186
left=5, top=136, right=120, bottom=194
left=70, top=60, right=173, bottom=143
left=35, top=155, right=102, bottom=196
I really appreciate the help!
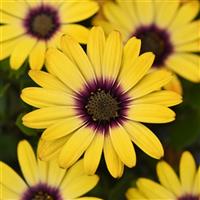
left=193, top=166, right=200, bottom=195
left=59, top=1, right=99, bottom=23
left=110, top=125, right=136, bottom=167
left=103, top=1, right=133, bottom=32
left=180, top=151, right=197, bottom=193
left=59, top=126, right=95, bottom=169
left=60, top=35, right=95, bottom=82
left=87, top=26, right=105, bottom=78
left=175, top=39, right=200, bottom=53
left=0, top=1, right=29, bottom=18
left=119, top=52, right=155, bottom=92
left=103, top=135, right=124, bottom=178
left=37, top=158, right=48, bottom=183
left=135, top=0, right=154, bottom=25
left=124, top=121, right=163, bottom=159
left=46, top=31, right=63, bottom=49
left=164, top=73, right=183, bottom=95
left=22, top=106, right=76, bottom=129
left=102, top=31, right=123, bottom=80
left=47, top=159, right=66, bottom=187
left=157, top=161, right=182, bottom=196
left=170, top=1, right=200, bottom=30
left=62, top=175, right=99, bottom=199
left=0, top=11, right=22, bottom=24
left=61, top=24, right=89, bottom=44
left=61, top=160, right=85, bottom=184
left=133, top=90, right=182, bottom=107
left=0, top=37, right=20, bottom=60
left=84, top=133, right=104, bottom=175
left=29, top=41, right=46, bottom=70
left=171, top=20, right=200, bottom=46
left=0, top=161, right=27, bottom=194
left=28, top=70, right=68, bottom=92
left=126, top=188, right=146, bottom=199
left=42, top=117, right=83, bottom=140
left=166, top=53, right=199, bottom=82
left=0, top=24, right=24, bottom=42
left=127, top=104, right=175, bottom=123
left=128, top=69, right=172, bottom=99
left=10, top=36, right=36, bottom=70
left=21, top=87, right=74, bottom=108
left=46, top=48, right=85, bottom=91
left=137, top=178, right=175, bottom=198
left=122, top=37, right=141, bottom=71
left=0, top=184, right=20, bottom=200
left=155, top=0, right=180, bottom=28
left=38, top=135, right=71, bottom=161
left=17, top=140, right=39, bottom=185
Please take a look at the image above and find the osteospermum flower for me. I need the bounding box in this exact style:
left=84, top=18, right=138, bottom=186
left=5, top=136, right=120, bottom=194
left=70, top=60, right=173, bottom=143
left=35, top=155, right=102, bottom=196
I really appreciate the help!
left=94, top=0, right=200, bottom=93
left=21, top=27, right=182, bottom=178
left=0, top=0, right=98, bottom=70
left=126, top=151, right=200, bottom=200
left=0, top=140, right=100, bottom=200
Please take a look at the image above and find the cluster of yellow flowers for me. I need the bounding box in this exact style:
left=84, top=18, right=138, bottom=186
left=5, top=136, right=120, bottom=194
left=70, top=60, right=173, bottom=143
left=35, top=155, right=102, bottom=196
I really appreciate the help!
left=0, top=0, right=199, bottom=199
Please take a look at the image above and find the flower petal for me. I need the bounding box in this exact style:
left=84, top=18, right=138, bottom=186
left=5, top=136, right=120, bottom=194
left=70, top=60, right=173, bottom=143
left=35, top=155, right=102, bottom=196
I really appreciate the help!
left=41, top=117, right=83, bottom=140
left=21, top=87, right=74, bottom=108
left=102, top=31, right=123, bottom=81
left=133, top=90, right=182, bottom=107
left=154, top=0, right=180, bottom=28
left=126, top=188, right=146, bottom=199
left=103, top=135, right=124, bottom=178
left=29, top=41, right=46, bottom=70
left=59, top=1, right=99, bottom=23
left=124, top=121, right=164, bottom=159
left=22, top=106, right=76, bottom=129
left=28, top=70, right=68, bottom=92
left=17, top=140, right=39, bottom=185
left=127, top=104, right=175, bottom=123
left=87, top=26, right=105, bottom=78
left=157, top=161, right=182, bottom=196
left=137, top=178, right=175, bottom=198
left=59, top=126, right=95, bottom=169
left=175, top=40, right=200, bottom=53
left=46, top=48, right=85, bottom=92
left=84, top=133, right=104, bottom=175
left=180, top=151, right=197, bottom=193
left=0, top=161, right=27, bottom=194
left=110, top=125, right=136, bottom=167
left=128, top=69, right=172, bottom=99
left=61, top=24, right=89, bottom=44
left=10, top=36, right=37, bottom=69
left=119, top=52, right=155, bottom=92
left=166, top=53, right=199, bottom=82
left=60, top=35, right=95, bottom=82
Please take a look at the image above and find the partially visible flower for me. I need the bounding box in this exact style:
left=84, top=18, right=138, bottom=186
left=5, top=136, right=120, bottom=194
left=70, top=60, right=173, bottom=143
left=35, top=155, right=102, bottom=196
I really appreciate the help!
left=0, top=0, right=98, bottom=70
left=0, top=140, right=100, bottom=200
left=94, top=0, right=200, bottom=94
left=21, top=27, right=182, bottom=178
left=126, top=151, right=200, bottom=200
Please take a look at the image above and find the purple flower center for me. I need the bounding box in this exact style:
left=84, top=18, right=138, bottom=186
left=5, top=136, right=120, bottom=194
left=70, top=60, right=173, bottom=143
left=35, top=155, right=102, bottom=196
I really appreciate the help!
left=23, top=4, right=60, bottom=40
left=21, top=183, right=63, bottom=200
left=75, top=79, right=130, bottom=133
left=134, top=24, right=173, bottom=66
left=178, top=194, right=200, bottom=200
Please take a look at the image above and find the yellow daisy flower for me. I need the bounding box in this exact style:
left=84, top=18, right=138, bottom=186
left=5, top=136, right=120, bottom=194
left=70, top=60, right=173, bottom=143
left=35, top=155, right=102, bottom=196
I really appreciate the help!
left=126, top=151, right=200, bottom=200
left=0, top=0, right=99, bottom=70
left=94, top=0, right=200, bottom=93
left=0, top=140, right=100, bottom=200
left=21, top=27, right=182, bottom=178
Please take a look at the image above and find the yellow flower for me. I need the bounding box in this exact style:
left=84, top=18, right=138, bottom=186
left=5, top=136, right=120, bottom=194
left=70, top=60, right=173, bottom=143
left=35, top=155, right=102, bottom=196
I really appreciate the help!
left=21, top=27, right=182, bottom=178
left=0, top=140, right=100, bottom=200
left=126, top=151, right=200, bottom=200
left=0, top=0, right=99, bottom=70
left=94, top=0, right=200, bottom=93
